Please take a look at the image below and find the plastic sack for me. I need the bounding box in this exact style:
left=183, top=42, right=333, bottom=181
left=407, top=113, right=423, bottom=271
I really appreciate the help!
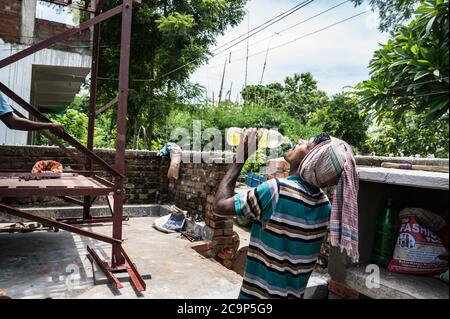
left=388, top=208, right=448, bottom=276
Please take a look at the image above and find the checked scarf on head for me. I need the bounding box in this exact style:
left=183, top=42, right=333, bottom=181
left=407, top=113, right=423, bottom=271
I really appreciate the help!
left=298, top=137, right=359, bottom=263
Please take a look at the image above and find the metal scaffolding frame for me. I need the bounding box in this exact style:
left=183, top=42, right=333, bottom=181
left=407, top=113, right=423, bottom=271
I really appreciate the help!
left=0, top=0, right=146, bottom=292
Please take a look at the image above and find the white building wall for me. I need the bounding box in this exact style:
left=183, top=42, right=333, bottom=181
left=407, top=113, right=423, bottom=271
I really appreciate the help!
left=0, top=39, right=91, bottom=145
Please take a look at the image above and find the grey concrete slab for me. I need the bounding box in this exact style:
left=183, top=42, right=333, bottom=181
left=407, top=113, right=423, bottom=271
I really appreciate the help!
left=0, top=217, right=242, bottom=299
left=341, top=265, right=449, bottom=299
left=357, top=167, right=449, bottom=190
left=0, top=204, right=171, bottom=223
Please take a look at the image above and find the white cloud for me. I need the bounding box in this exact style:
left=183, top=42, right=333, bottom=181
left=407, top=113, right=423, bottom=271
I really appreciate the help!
left=190, top=0, right=390, bottom=100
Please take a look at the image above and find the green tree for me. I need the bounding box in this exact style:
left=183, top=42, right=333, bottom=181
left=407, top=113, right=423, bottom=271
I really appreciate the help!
left=37, top=108, right=88, bottom=146
left=309, top=94, right=369, bottom=152
left=352, top=0, right=449, bottom=122
left=241, top=72, right=329, bottom=123
left=98, top=0, right=248, bottom=149
left=364, top=111, right=449, bottom=157
left=351, top=0, right=419, bottom=32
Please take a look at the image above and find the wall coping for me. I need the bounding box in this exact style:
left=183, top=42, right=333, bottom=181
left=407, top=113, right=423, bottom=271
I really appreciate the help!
left=1, top=145, right=448, bottom=166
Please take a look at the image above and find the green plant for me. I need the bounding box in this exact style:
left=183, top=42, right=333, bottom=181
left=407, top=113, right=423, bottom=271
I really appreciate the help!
left=352, top=0, right=449, bottom=123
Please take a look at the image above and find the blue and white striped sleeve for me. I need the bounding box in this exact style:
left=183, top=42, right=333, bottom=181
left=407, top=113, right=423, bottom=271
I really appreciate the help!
left=234, top=179, right=279, bottom=222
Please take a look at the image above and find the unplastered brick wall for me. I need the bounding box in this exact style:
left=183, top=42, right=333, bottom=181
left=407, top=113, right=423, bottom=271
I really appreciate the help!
left=0, top=0, right=21, bottom=43
left=0, top=145, right=169, bottom=206
left=167, top=154, right=239, bottom=268
left=34, top=18, right=91, bottom=53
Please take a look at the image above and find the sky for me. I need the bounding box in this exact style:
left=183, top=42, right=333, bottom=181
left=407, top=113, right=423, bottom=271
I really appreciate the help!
left=38, top=0, right=390, bottom=101
left=190, top=0, right=390, bottom=102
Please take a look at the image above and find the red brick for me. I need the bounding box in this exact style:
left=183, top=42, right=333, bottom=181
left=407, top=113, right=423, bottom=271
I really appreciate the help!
left=213, top=236, right=234, bottom=245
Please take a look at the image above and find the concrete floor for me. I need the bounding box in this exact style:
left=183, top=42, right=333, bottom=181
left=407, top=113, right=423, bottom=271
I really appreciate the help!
left=0, top=216, right=330, bottom=299
left=0, top=217, right=243, bottom=299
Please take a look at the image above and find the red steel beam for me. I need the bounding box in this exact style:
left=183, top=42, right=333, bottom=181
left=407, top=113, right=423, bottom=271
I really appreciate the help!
left=84, top=2, right=103, bottom=220
left=0, top=204, right=121, bottom=245
left=57, top=216, right=129, bottom=225
left=0, top=82, right=123, bottom=178
left=122, top=246, right=146, bottom=291
left=0, top=5, right=123, bottom=69
left=12, top=107, right=86, bottom=166
left=111, top=0, right=133, bottom=268
left=95, top=96, right=118, bottom=117
left=87, top=246, right=124, bottom=289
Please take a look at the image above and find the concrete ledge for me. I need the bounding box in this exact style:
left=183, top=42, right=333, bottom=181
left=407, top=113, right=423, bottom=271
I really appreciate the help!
left=356, top=156, right=449, bottom=167
left=342, top=265, right=449, bottom=299
left=0, top=204, right=171, bottom=223
left=357, top=167, right=449, bottom=190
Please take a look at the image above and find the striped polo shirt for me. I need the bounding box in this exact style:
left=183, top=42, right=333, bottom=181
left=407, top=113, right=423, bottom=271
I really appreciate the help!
left=234, top=175, right=331, bottom=299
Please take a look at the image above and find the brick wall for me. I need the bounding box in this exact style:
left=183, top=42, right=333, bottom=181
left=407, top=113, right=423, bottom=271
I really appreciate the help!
left=0, top=145, right=169, bottom=206
left=0, top=0, right=21, bottom=43
left=168, top=158, right=239, bottom=267
left=0, top=0, right=90, bottom=53
left=34, top=18, right=91, bottom=52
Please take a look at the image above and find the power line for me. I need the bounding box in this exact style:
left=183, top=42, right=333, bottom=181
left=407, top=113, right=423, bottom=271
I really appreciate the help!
left=249, top=11, right=370, bottom=60
left=211, top=0, right=313, bottom=54
left=212, top=0, right=314, bottom=58
left=243, top=0, right=350, bottom=53
left=204, top=10, right=371, bottom=70
left=201, top=1, right=360, bottom=70
left=96, top=10, right=373, bottom=84
left=153, top=0, right=314, bottom=83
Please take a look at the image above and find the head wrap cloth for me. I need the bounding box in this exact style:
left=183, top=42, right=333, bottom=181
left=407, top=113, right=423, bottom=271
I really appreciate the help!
left=298, top=137, right=360, bottom=263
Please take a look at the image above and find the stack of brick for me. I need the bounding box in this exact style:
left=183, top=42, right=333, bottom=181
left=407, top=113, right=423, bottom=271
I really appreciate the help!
left=168, top=158, right=240, bottom=268
left=205, top=195, right=239, bottom=268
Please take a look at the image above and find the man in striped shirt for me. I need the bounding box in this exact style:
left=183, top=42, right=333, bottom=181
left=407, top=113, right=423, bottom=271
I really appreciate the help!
left=214, top=130, right=337, bottom=299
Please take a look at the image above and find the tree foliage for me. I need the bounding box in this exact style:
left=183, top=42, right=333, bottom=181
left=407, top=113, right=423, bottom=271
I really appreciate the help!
left=351, top=0, right=419, bottom=32
left=365, top=111, right=449, bottom=157
left=241, top=73, right=329, bottom=124
left=308, top=94, right=369, bottom=151
left=352, top=0, right=449, bottom=123
left=97, top=0, right=248, bottom=148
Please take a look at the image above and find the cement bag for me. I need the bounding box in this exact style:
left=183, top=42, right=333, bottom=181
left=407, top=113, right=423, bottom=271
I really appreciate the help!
left=388, top=208, right=448, bottom=276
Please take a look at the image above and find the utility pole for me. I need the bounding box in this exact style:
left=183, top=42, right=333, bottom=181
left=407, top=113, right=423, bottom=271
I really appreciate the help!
left=260, top=34, right=276, bottom=85
left=218, top=53, right=230, bottom=104
left=244, top=8, right=250, bottom=88
left=227, top=82, right=233, bottom=101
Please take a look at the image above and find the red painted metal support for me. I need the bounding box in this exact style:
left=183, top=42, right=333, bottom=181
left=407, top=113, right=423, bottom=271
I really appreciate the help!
left=121, top=246, right=146, bottom=291
left=0, top=0, right=147, bottom=292
left=87, top=246, right=124, bottom=289
left=111, top=0, right=134, bottom=269
left=57, top=216, right=129, bottom=225
left=0, top=204, right=121, bottom=245
left=95, top=96, right=118, bottom=117
left=0, top=5, right=123, bottom=69
left=0, top=83, right=123, bottom=178
left=84, top=1, right=103, bottom=221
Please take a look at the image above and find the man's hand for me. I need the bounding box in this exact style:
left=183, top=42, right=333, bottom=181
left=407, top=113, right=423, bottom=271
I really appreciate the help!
left=49, top=123, right=64, bottom=137
left=236, top=128, right=260, bottom=164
